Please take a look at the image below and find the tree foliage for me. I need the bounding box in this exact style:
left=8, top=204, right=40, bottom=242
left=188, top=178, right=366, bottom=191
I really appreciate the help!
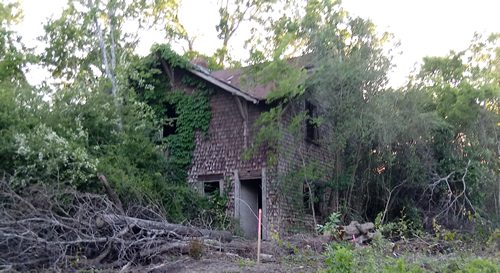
left=246, top=0, right=499, bottom=229
left=407, top=34, right=500, bottom=223
left=0, top=2, right=223, bottom=225
left=0, top=1, right=30, bottom=85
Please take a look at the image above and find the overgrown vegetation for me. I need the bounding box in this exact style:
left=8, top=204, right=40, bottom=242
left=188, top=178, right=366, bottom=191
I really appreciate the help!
left=0, top=0, right=228, bottom=228
left=0, top=0, right=498, bottom=271
left=245, top=0, right=499, bottom=235
left=319, top=240, right=500, bottom=273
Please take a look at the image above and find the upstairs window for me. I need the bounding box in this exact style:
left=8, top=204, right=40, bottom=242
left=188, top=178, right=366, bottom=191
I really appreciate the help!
left=305, top=100, right=319, bottom=143
left=163, top=103, right=178, bottom=138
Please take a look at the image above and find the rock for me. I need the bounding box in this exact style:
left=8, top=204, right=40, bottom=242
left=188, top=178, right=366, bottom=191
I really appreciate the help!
left=259, top=253, right=275, bottom=263
left=341, top=221, right=377, bottom=244
left=344, top=221, right=361, bottom=236
left=356, top=222, right=375, bottom=234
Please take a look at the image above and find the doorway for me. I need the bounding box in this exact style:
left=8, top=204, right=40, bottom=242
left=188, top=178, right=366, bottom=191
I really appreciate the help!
left=239, top=179, right=262, bottom=239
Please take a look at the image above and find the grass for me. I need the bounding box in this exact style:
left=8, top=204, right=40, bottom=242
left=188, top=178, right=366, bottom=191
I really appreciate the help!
left=318, top=236, right=500, bottom=273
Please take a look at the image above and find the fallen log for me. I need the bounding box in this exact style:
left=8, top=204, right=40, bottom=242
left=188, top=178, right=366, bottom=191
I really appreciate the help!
left=97, top=214, right=233, bottom=242
left=0, top=178, right=235, bottom=271
left=97, top=173, right=124, bottom=214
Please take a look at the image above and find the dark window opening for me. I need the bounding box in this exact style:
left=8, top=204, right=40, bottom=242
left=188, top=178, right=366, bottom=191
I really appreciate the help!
left=204, top=181, right=220, bottom=196
left=305, top=101, right=319, bottom=142
left=163, top=103, right=178, bottom=138
left=303, top=183, right=321, bottom=216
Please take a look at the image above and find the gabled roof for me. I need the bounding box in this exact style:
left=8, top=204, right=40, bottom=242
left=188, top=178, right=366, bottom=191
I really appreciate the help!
left=210, top=67, right=275, bottom=101
left=187, top=65, right=261, bottom=104
left=187, top=55, right=312, bottom=104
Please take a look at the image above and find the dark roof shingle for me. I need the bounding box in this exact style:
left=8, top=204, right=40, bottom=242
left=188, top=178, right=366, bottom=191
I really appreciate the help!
left=210, top=68, right=274, bottom=100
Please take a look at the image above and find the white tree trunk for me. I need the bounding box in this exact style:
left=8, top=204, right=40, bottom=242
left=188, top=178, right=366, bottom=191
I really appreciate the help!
left=91, top=0, right=122, bottom=130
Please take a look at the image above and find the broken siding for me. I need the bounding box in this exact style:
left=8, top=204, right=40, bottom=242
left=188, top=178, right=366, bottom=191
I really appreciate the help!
left=188, top=88, right=267, bottom=181
left=274, top=99, right=336, bottom=234
left=187, top=89, right=267, bottom=207
left=185, top=81, right=334, bottom=236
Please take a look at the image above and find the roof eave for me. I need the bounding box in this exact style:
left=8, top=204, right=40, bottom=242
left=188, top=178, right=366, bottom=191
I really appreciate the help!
left=187, top=67, right=260, bottom=104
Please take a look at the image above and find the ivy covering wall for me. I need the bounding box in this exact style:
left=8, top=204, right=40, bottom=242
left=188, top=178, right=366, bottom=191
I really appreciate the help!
left=129, top=44, right=212, bottom=183
left=163, top=91, right=210, bottom=181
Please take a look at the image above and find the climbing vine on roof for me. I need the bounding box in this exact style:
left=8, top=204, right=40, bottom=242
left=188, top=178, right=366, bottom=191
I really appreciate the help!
left=152, top=44, right=191, bottom=70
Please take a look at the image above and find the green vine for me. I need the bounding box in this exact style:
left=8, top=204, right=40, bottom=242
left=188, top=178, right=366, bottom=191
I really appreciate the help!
left=152, top=44, right=190, bottom=69
left=164, top=91, right=211, bottom=182
left=128, top=45, right=212, bottom=183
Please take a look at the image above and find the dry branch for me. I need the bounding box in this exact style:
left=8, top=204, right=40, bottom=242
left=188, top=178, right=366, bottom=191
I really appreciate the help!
left=97, top=173, right=124, bottom=214
left=423, top=160, right=477, bottom=225
left=0, top=178, right=232, bottom=271
left=98, top=214, right=232, bottom=242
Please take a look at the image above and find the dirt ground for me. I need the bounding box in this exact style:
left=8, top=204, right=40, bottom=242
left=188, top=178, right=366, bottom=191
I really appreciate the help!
left=126, top=252, right=323, bottom=273
left=123, top=235, right=328, bottom=273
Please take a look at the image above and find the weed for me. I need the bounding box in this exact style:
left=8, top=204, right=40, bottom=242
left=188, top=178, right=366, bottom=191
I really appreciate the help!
left=188, top=239, right=204, bottom=259
left=317, top=212, right=341, bottom=237
left=459, top=258, right=499, bottom=273
left=237, top=258, right=255, bottom=267
left=322, top=244, right=354, bottom=273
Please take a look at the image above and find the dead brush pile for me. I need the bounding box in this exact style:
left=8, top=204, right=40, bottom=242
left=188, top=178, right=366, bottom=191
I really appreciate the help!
left=0, top=178, right=231, bottom=272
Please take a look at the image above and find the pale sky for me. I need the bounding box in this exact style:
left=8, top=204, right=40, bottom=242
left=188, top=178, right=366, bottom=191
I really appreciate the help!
left=15, top=0, right=500, bottom=87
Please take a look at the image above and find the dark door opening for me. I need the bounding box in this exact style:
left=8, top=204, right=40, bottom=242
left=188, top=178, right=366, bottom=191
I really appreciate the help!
left=239, top=179, right=262, bottom=239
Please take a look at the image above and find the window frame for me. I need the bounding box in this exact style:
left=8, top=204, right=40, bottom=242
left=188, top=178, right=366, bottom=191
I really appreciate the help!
left=197, top=174, right=224, bottom=197
left=305, top=100, right=320, bottom=144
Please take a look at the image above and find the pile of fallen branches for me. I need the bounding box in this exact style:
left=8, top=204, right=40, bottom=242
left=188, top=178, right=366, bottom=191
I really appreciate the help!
left=423, top=160, right=478, bottom=228
left=0, top=178, right=231, bottom=272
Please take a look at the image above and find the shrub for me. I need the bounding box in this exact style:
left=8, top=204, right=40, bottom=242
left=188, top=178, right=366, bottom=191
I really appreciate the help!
left=458, top=258, right=499, bottom=273
left=323, top=244, right=354, bottom=273
left=12, top=124, right=98, bottom=189
left=383, top=259, right=423, bottom=273
left=317, top=212, right=341, bottom=237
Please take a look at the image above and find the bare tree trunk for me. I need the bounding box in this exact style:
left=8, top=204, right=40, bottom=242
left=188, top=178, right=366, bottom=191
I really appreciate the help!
left=108, top=1, right=117, bottom=72
left=346, top=145, right=361, bottom=211
left=327, top=149, right=343, bottom=213
left=300, top=155, right=318, bottom=234
left=380, top=180, right=405, bottom=224
left=91, top=0, right=122, bottom=130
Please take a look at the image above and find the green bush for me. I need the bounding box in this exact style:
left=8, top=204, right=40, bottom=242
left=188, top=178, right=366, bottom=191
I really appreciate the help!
left=0, top=80, right=225, bottom=226
left=12, top=123, right=98, bottom=188
left=317, top=212, right=341, bottom=236
left=458, top=258, right=499, bottom=273
left=383, top=259, right=423, bottom=273
left=323, top=244, right=354, bottom=273
left=320, top=241, right=500, bottom=273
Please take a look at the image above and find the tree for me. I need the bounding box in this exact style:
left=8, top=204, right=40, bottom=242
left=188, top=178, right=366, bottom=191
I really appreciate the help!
left=247, top=0, right=398, bottom=220
left=41, top=0, right=179, bottom=84
left=408, top=33, right=500, bottom=223
left=0, top=0, right=30, bottom=85
left=214, top=0, right=275, bottom=67
left=41, top=0, right=182, bottom=131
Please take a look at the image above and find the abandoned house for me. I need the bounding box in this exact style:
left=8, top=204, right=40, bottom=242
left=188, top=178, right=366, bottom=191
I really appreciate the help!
left=160, top=56, right=335, bottom=239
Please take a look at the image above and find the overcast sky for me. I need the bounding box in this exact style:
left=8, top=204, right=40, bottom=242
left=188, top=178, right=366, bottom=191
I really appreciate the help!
left=16, top=0, right=500, bottom=87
